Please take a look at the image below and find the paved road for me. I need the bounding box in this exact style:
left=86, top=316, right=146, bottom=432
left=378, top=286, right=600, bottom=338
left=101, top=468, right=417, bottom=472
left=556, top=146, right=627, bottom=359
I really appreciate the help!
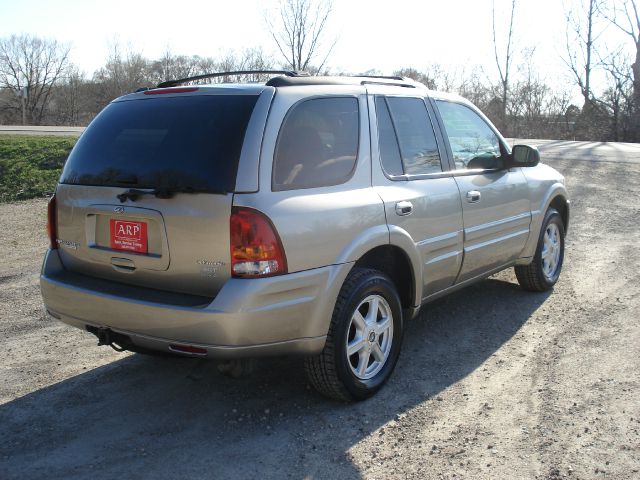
left=0, top=125, right=85, bottom=136
left=508, top=138, right=640, bottom=164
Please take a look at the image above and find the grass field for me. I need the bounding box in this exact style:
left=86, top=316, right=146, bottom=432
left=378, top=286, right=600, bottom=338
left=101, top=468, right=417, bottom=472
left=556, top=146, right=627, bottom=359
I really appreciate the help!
left=0, top=135, right=76, bottom=202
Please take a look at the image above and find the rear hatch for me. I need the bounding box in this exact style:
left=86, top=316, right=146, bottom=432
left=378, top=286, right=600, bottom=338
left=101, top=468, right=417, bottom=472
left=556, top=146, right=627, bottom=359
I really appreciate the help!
left=55, top=88, right=264, bottom=298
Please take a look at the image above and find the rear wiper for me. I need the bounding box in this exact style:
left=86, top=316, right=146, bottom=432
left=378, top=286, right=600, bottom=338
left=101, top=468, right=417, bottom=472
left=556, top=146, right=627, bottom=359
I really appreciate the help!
left=117, top=187, right=200, bottom=203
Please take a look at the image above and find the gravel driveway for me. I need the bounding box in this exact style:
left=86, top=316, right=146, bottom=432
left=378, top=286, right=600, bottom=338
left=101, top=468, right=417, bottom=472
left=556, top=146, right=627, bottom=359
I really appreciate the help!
left=1, top=141, right=639, bottom=479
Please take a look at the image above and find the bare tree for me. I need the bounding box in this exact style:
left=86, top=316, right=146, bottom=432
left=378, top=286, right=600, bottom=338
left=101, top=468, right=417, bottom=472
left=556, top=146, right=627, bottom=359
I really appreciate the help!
left=428, top=64, right=458, bottom=92
left=457, top=67, right=495, bottom=112
left=493, top=0, right=517, bottom=132
left=236, top=47, right=275, bottom=81
left=149, top=50, right=200, bottom=85
left=563, top=0, right=605, bottom=110
left=92, top=43, right=150, bottom=109
left=391, top=65, right=457, bottom=92
left=267, top=0, right=336, bottom=73
left=393, top=68, right=437, bottom=89
left=0, top=34, right=70, bottom=125
left=600, top=0, right=640, bottom=140
left=211, top=48, right=275, bottom=82
left=509, top=51, right=574, bottom=139
left=54, top=67, right=86, bottom=126
left=561, top=0, right=615, bottom=139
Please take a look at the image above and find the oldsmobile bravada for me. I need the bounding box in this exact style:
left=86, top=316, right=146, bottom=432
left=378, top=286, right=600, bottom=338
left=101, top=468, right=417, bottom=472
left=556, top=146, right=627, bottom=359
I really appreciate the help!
left=41, top=71, right=569, bottom=400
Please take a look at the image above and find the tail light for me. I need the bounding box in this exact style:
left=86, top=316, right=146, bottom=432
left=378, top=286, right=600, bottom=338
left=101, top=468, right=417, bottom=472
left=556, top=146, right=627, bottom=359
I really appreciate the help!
left=47, top=193, right=57, bottom=249
left=230, top=207, right=287, bottom=278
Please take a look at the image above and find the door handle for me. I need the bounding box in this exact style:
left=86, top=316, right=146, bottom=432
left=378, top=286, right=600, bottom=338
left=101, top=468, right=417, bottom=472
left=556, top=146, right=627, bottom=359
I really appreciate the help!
left=395, top=201, right=413, bottom=216
left=466, top=191, right=481, bottom=203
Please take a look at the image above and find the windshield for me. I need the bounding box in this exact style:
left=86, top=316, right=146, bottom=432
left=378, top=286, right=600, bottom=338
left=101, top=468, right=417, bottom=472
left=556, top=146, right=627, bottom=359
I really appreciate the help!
left=60, top=94, right=259, bottom=193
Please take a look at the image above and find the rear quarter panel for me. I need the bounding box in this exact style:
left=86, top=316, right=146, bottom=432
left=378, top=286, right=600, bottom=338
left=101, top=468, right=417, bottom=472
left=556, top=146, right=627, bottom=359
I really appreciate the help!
left=233, top=86, right=388, bottom=273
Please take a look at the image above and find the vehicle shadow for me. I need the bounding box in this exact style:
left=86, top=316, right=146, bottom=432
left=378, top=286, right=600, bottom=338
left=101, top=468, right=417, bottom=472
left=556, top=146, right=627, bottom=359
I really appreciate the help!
left=0, top=275, right=551, bottom=480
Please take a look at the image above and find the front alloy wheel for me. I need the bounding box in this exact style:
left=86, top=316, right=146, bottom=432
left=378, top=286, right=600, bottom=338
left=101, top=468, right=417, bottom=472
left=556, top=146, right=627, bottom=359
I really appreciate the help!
left=515, top=207, right=565, bottom=291
left=541, top=222, right=562, bottom=281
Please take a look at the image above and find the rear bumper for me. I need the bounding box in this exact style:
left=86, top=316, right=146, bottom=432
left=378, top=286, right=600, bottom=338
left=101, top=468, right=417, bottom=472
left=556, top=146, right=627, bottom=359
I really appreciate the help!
left=40, top=249, right=352, bottom=358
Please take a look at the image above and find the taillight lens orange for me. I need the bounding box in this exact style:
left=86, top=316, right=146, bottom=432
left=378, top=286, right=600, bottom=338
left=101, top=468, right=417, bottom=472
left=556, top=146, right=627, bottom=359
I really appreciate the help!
left=47, top=193, right=57, bottom=249
left=230, top=207, right=287, bottom=278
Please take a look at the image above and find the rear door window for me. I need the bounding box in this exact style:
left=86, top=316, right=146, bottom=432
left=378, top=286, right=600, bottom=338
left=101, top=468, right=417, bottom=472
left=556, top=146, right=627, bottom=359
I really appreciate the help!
left=375, top=97, right=404, bottom=176
left=376, top=97, right=443, bottom=176
left=272, top=97, right=359, bottom=191
left=60, top=94, right=259, bottom=193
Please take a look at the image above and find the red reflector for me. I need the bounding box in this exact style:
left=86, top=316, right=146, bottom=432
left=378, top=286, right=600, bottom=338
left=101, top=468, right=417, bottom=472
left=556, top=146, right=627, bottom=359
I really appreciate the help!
left=169, top=344, right=207, bottom=355
left=144, top=87, right=199, bottom=95
left=47, top=193, right=57, bottom=249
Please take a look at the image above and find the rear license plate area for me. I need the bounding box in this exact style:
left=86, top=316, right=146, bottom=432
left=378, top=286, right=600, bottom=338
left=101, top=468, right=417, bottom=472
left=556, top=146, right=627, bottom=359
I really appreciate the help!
left=109, top=219, right=148, bottom=254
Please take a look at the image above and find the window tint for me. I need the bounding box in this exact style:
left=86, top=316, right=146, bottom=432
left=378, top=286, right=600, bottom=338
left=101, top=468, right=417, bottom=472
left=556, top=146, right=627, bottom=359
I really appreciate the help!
left=436, top=101, right=501, bottom=170
left=273, top=97, right=359, bottom=191
left=61, top=95, right=259, bottom=193
left=375, top=97, right=404, bottom=176
left=386, top=97, right=442, bottom=175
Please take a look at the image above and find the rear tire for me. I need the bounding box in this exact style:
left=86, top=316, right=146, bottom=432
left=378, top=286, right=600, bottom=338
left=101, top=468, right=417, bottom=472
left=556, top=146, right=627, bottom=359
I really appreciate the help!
left=515, top=208, right=565, bottom=292
left=305, top=268, right=403, bottom=401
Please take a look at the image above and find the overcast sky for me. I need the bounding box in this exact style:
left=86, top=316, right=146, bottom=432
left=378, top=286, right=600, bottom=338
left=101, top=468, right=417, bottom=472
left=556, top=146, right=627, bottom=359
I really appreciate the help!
left=0, top=0, right=630, bottom=100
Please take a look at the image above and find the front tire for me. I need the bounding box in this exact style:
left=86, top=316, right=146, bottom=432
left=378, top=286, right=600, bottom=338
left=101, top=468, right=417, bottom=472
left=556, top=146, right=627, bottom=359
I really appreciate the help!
left=305, top=268, right=403, bottom=401
left=515, top=207, right=565, bottom=292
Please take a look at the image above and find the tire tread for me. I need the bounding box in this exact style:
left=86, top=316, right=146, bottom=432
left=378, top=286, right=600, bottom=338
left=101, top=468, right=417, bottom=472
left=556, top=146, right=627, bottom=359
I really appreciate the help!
left=514, top=262, right=546, bottom=292
left=304, top=268, right=383, bottom=401
left=515, top=208, right=564, bottom=292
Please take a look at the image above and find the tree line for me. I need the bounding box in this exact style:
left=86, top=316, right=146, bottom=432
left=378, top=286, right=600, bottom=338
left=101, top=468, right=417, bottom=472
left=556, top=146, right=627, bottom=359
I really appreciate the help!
left=0, top=0, right=638, bottom=142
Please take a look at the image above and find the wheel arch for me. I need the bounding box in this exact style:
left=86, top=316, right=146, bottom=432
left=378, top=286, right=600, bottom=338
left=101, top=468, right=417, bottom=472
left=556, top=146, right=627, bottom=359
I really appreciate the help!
left=354, top=244, right=418, bottom=313
left=520, top=183, right=570, bottom=261
left=549, top=194, right=570, bottom=233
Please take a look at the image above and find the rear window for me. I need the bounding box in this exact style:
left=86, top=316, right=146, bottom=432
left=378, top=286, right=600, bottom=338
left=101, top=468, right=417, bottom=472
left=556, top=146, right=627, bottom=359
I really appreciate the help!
left=60, top=95, right=259, bottom=193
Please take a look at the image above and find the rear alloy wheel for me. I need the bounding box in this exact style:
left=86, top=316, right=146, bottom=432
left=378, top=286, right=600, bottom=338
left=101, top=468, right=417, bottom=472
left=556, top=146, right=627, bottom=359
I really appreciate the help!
left=515, top=207, right=565, bottom=291
left=346, top=294, right=394, bottom=380
left=305, top=268, right=403, bottom=401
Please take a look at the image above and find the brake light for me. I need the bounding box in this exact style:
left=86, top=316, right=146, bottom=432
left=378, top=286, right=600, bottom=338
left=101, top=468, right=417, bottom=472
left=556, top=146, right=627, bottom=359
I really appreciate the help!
left=47, top=194, right=57, bottom=249
left=230, top=207, right=287, bottom=278
left=143, top=87, right=199, bottom=95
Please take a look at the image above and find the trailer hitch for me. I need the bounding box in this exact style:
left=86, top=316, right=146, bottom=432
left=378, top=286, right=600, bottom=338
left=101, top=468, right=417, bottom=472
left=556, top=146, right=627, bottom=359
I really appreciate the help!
left=87, top=326, right=127, bottom=352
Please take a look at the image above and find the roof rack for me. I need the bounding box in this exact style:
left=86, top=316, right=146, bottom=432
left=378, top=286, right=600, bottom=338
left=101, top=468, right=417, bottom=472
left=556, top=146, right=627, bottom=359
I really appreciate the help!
left=265, top=75, right=420, bottom=89
left=157, top=70, right=308, bottom=88
left=155, top=71, right=423, bottom=90
left=350, top=75, right=404, bottom=81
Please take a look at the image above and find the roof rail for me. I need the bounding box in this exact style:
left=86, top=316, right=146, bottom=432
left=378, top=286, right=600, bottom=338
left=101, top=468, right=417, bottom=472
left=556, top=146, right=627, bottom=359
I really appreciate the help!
left=359, top=79, right=418, bottom=88
left=265, top=75, right=420, bottom=89
left=350, top=75, right=404, bottom=81
left=157, top=70, right=307, bottom=88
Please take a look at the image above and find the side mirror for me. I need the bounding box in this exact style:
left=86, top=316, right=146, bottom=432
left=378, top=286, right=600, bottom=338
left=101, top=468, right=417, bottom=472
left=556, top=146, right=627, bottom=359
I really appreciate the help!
left=509, top=144, right=540, bottom=168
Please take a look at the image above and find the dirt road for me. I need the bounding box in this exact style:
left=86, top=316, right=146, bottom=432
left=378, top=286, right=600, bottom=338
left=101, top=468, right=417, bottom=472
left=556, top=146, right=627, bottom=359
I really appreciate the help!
left=1, top=141, right=639, bottom=479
